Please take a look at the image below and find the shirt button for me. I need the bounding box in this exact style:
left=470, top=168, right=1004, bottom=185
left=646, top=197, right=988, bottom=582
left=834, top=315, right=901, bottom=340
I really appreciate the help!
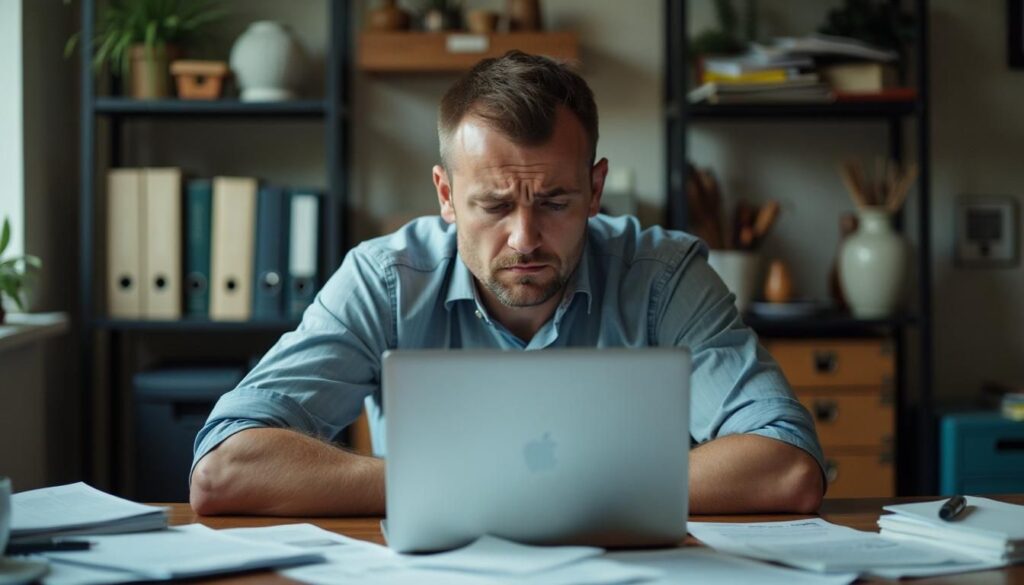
left=474, top=310, right=483, bottom=319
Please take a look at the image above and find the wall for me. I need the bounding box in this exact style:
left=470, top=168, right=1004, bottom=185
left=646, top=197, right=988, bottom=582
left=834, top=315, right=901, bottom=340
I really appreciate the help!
left=929, top=0, right=1024, bottom=403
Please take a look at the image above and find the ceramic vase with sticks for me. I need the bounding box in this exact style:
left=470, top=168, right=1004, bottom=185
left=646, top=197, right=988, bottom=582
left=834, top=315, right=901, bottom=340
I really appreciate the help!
left=837, top=158, right=918, bottom=318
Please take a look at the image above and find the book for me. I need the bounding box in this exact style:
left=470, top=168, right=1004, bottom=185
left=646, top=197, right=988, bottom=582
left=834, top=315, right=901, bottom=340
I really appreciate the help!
left=142, top=168, right=183, bottom=320
left=209, top=177, right=258, bottom=321
left=106, top=169, right=144, bottom=319
left=754, top=34, right=899, bottom=63
left=184, top=179, right=213, bottom=318
left=821, top=63, right=898, bottom=92
left=285, top=190, right=322, bottom=320
left=252, top=185, right=288, bottom=320
left=702, top=54, right=814, bottom=77
left=688, top=78, right=832, bottom=104
left=10, top=482, right=168, bottom=541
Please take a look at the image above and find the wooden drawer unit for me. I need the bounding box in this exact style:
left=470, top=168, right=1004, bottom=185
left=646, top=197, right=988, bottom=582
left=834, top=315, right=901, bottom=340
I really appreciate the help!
left=823, top=451, right=895, bottom=498
left=766, top=339, right=894, bottom=388
left=794, top=388, right=893, bottom=449
left=766, top=338, right=896, bottom=498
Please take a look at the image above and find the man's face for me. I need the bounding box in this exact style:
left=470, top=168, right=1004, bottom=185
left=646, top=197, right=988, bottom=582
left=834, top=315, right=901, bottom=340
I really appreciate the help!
left=433, top=108, right=608, bottom=309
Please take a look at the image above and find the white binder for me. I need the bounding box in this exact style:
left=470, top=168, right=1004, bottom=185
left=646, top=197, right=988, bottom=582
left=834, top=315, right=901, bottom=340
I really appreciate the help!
left=210, top=177, right=257, bottom=321
left=106, top=169, right=144, bottom=319
left=142, top=168, right=183, bottom=319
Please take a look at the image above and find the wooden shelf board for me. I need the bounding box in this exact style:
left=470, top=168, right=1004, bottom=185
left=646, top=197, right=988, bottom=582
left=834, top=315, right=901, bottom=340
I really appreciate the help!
left=358, top=31, right=579, bottom=73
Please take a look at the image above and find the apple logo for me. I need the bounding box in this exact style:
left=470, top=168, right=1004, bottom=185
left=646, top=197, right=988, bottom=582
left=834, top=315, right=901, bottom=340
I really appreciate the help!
left=523, top=432, right=557, bottom=472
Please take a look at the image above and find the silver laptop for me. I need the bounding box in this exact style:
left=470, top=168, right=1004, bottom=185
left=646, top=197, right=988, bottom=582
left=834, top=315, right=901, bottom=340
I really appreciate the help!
left=382, top=347, right=691, bottom=553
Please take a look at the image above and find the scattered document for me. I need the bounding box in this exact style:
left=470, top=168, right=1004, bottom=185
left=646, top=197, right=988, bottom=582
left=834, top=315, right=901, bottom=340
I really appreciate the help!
left=39, top=524, right=322, bottom=580
left=11, top=482, right=167, bottom=540
left=607, top=548, right=858, bottom=585
left=688, top=518, right=971, bottom=574
left=226, top=525, right=659, bottom=585
left=404, top=535, right=603, bottom=574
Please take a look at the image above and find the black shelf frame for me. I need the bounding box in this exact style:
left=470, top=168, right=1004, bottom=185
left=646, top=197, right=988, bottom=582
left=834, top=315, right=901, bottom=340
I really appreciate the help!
left=78, top=0, right=352, bottom=490
left=665, top=0, right=934, bottom=495
left=93, top=97, right=332, bottom=117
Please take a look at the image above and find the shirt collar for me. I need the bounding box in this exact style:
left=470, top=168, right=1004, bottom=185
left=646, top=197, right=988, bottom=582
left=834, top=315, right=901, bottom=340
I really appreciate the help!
left=443, top=238, right=595, bottom=315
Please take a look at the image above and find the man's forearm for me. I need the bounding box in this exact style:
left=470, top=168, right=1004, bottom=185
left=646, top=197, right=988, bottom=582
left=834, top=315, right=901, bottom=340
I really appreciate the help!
left=689, top=434, right=823, bottom=514
left=190, top=427, right=385, bottom=516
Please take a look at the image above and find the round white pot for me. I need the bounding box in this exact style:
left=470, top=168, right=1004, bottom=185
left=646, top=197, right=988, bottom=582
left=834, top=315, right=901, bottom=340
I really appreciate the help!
left=707, top=250, right=760, bottom=313
left=230, top=21, right=304, bottom=102
left=839, top=207, right=907, bottom=318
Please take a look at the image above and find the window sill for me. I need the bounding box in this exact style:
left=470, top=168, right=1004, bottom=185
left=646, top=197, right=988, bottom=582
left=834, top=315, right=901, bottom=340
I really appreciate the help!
left=0, top=312, right=69, bottom=353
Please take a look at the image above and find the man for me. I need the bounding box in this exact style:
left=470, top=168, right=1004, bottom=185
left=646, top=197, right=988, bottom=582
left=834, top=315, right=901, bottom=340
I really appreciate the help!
left=190, top=51, right=824, bottom=517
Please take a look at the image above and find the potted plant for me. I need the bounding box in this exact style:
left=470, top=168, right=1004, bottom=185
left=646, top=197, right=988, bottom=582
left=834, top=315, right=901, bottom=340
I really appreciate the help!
left=0, top=217, right=42, bottom=325
left=689, top=0, right=756, bottom=82
left=65, top=0, right=225, bottom=99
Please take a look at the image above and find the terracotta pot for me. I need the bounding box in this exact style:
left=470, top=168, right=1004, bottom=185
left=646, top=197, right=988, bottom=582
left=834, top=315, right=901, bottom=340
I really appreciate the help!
left=467, top=10, right=499, bottom=34
left=508, top=0, right=542, bottom=31
left=368, top=0, right=410, bottom=31
left=129, top=44, right=180, bottom=99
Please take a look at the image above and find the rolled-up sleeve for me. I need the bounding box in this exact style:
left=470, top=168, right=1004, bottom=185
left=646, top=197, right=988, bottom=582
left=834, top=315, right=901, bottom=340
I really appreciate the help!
left=191, top=244, right=395, bottom=476
left=654, top=240, right=825, bottom=473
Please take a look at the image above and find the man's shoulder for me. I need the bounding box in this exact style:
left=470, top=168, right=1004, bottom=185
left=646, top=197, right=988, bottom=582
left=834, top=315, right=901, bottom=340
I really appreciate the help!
left=587, top=214, right=705, bottom=266
left=352, top=216, right=458, bottom=273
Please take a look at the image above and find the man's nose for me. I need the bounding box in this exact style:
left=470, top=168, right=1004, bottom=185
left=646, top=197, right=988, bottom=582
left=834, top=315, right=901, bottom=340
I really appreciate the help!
left=507, top=207, right=541, bottom=255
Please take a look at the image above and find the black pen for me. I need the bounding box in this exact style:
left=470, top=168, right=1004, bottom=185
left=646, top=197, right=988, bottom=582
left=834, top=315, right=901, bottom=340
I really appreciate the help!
left=5, top=539, right=93, bottom=555
left=939, top=494, right=967, bottom=521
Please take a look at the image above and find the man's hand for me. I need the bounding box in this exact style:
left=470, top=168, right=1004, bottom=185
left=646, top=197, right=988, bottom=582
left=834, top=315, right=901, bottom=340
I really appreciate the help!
left=190, top=428, right=385, bottom=516
left=689, top=434, right=824, bottom=514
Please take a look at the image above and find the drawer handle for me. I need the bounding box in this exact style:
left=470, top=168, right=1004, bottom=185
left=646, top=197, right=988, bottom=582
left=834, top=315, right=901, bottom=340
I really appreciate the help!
left=813, top=399, right=839, bottom=423
left=825, top=459, right=840, bottom=484
left=997, top=439, right=1024, bottom=452
left=813, top=350, right=838, bottom=374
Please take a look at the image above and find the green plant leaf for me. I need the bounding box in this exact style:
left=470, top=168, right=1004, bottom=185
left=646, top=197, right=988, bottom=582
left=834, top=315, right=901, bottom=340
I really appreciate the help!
left=0, top=217, right=9, bottom=256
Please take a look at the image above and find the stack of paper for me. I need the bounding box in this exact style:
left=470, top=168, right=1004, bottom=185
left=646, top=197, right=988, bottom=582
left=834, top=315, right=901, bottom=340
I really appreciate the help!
left=39, top=524, right=323, bottom=582
left=10, top=482, right=167, bottom=542
left=878, top=496, right=1024, bottom=564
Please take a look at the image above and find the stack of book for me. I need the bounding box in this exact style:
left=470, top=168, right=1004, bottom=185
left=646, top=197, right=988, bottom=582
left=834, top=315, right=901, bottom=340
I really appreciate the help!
left=688, top=34, right=913, bottom=104
left=11, top=482, right=168, bottom=541
left=106, top=168, right=325, bottom=323
left=877, top=497, right=1024, bottom=565
left=1003, top=392, right=1024, bottom=420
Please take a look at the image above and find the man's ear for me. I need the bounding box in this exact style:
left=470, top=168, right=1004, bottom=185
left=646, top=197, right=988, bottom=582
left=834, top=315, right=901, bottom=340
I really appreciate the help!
left=433, top=165, right=456, bottom=224
left=588, top=158, right=609, bottom=217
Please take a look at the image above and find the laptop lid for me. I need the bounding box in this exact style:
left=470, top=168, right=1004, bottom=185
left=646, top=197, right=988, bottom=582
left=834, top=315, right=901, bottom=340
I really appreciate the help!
left=382, top=347, right=690, bottom=553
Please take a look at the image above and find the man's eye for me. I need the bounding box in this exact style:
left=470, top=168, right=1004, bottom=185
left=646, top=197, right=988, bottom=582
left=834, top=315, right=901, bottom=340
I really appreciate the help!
left=543, top=201, right=568, bottom=211
left=484, top=203, right=511, bottom=214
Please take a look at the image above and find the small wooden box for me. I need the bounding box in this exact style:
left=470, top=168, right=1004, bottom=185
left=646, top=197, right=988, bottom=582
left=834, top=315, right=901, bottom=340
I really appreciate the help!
left=170, top=60, right=229, bottom=100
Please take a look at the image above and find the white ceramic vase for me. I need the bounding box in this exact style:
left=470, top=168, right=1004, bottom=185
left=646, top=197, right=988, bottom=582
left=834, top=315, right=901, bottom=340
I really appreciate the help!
left=230, top=21, right=304, bottom=102
left=839, top=207, right=907, bottom=318
left=707, top=250, right=760, bottom=313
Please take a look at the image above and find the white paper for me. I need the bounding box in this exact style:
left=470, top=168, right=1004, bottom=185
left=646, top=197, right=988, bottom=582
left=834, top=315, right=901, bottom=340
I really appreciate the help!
left=39, top=524, right=322, bottom=579
left=38, top=558, right=140, bottom=585
left=689, top=518, right=1001, bottom=576
left=607, top=548, right=859, bottom=585
left=11, top=482, right=166, bottom=536
left=225, top=523, right=401, bottom=578
left=405, top=535, right=603, bottom=575
left=882, top=496, right=1024, bottom=541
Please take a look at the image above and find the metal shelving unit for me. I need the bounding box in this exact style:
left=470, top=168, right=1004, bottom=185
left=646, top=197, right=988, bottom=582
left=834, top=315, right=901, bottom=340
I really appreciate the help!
left=77, top=0, right=352, bottom=490
left=665, top=0, right=934, bottom=494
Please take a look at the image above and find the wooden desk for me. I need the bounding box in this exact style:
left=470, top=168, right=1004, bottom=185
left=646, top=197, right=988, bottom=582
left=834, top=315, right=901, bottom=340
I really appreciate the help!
left=169, top=496, right=1024, bottom=584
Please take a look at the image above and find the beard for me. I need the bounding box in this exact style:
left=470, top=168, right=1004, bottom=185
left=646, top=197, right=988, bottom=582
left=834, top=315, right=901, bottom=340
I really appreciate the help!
left=484, top=252, right=569, bottom=308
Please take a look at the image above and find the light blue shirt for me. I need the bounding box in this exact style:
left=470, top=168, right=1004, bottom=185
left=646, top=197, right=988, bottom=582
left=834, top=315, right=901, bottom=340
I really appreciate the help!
left=193, top=215, right=824, bottom=475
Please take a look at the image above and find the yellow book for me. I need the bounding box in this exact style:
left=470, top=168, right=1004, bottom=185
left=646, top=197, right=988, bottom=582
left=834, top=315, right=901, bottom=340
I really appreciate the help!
left=702, top=69, right=789, bottom=84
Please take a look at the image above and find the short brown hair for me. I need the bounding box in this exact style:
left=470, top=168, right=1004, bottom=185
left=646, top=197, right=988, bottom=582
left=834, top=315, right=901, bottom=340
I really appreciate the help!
left=438, top=50, right=598, bottom=171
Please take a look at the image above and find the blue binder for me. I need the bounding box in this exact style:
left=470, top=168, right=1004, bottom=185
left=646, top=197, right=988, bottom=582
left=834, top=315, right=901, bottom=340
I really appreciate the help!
left=252, top=185, right=288, bottom=320
left=184, top=179, right=212, bottom=318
